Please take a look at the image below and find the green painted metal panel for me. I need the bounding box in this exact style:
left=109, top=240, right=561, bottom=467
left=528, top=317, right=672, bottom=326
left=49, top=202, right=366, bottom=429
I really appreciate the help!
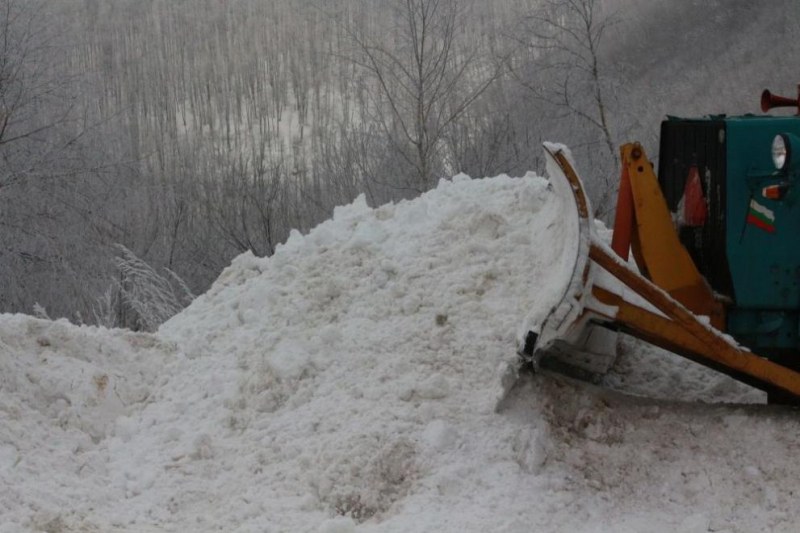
left=724, top=116, right=800, bottom=307
left=724, top=116, right=800, bottom=351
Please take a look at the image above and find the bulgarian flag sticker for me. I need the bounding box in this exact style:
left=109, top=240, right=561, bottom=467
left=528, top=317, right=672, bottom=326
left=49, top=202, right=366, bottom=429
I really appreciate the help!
left=747, top=199, right=776, bottom=233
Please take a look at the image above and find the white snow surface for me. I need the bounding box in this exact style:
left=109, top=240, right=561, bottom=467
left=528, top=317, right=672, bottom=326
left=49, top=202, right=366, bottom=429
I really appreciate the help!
left=1, top=171, right=798, bottom=532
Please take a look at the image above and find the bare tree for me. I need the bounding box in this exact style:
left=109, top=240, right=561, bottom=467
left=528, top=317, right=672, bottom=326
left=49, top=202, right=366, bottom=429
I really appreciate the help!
left=516, top=0, right=618, bottom=161
left=0, top=0, right=78, bottom=176
left=346, top=0, right=503, bottom=192
left=200, top=147, right=292, bottom=258
left=509, top=0, right=623, bottom=216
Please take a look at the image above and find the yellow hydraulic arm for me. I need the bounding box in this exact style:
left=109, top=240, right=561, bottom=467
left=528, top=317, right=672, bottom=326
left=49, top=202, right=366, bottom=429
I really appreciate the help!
left=611, top=143, right=725, bottom=330
left=589, top=244, right=800, bottom=398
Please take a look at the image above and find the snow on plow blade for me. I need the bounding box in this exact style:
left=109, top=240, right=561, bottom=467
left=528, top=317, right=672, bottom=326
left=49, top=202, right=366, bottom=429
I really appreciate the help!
left=518, top=143, right=617, bottom=378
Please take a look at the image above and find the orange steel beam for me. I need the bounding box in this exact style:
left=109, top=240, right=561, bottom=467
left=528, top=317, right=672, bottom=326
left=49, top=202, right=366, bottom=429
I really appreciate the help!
left=591, top=287, right=782, bottom=392
left=615, top=143, right=725, bottom=329
left=591, top=287, right=709, bottom=355
left=610, top=148, right=634, bottom=260
left=589, top=243, right=800, bottom=398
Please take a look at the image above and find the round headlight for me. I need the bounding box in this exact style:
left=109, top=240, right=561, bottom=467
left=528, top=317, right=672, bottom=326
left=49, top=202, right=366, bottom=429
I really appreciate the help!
left=772, top=134, right=788, bottom=170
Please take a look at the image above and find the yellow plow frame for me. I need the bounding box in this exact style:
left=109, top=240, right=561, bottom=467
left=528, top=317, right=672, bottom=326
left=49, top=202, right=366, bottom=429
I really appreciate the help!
left=522, top=144, right=800, bottom=400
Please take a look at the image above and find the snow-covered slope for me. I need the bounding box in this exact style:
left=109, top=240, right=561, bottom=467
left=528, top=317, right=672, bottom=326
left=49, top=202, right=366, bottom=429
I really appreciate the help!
left=1, top=171, right=797, bottom=532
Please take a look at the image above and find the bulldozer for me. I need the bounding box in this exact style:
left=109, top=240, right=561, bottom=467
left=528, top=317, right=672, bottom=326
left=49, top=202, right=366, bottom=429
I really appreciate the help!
left=520, top=86, right=800, bottom=403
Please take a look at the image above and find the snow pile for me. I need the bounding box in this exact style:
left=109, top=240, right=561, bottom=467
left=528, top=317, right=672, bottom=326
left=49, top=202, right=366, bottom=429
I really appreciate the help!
left=153, top=172, right=575, bottom=530
left=0, top=315, right=175, bottom=532
left=0, top=170, right=796, bottom=533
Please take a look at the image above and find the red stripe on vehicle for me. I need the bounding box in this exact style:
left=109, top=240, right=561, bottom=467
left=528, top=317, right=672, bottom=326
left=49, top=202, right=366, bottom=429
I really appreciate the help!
left=747, top=214, right=776, bottom=233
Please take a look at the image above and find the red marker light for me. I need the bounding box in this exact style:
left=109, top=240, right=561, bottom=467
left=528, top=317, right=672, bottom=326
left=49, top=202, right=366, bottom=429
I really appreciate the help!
left=762, top=184, right=788, bottom=200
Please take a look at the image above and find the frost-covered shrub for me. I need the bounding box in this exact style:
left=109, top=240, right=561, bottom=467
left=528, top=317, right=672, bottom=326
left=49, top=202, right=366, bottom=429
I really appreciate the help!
left=101, top=245, right=195, bottom=331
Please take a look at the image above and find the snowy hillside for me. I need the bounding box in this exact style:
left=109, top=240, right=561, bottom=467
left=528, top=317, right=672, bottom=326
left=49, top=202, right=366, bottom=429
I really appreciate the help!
left=1, top=171, right=798, bottom=532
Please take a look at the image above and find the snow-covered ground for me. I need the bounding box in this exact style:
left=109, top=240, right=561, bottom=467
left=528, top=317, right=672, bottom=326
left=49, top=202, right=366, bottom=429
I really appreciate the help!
left=1, top=170, right=797, bottom=532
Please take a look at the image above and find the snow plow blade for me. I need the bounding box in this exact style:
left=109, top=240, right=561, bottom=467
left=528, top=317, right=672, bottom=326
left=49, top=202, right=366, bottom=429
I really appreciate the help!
left=521, top=143, right=800, bottom=401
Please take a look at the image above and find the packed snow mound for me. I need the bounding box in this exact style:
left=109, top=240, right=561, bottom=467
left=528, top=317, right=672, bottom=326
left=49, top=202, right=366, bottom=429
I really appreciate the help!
left=0, top=315, right=175, bottom=532
left=154, top=173, right=576, bottom=528
left=0, top=170, right=795, bottom=533
left=162, top=172, right=574, bottom=408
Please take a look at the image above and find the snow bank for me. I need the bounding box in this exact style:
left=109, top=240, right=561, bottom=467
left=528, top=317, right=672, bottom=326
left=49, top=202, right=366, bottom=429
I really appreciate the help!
left=0, top=315, right=175, bottom=532
left=0, top=170, right=796, bottom=533
left=153, top=172, right=574, bottom=530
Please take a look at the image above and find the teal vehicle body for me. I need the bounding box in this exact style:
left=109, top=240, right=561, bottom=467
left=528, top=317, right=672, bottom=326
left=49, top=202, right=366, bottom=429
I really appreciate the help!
left=724, top=117, right=800, bottom=354
left=657, top=113, right=800, bottom=365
